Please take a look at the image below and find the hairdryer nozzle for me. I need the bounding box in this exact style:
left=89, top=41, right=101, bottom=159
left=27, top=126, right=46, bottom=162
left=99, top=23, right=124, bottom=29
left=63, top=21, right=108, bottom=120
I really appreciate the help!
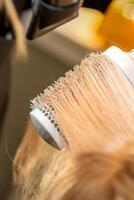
left=26, top=0, right=81, bottom=40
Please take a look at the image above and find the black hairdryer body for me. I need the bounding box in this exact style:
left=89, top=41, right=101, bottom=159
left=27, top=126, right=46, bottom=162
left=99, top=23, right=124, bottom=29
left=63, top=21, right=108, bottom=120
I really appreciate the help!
left=0, top=0, right=112, bottom=40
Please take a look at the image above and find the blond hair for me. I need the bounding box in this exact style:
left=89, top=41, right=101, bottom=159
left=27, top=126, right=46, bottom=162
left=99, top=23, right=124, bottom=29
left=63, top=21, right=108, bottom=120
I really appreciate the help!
left=0, top=0, right=26, bottom=57
left=12, top=53, right=134, bottom=200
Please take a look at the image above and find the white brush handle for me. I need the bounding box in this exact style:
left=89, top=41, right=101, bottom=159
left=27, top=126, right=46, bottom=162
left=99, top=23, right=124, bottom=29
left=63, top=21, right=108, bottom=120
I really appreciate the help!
left=103, top=46, right=134, bottom=85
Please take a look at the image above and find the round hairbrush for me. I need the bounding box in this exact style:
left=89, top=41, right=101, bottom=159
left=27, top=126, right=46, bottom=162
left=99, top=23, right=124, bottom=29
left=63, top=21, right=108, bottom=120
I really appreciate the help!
left=30, top=46, right=134, bottom=150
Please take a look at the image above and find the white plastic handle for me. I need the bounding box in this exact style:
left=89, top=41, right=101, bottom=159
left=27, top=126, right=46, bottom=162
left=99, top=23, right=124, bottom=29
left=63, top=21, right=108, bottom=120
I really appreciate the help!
left=103, top=46, right=134, bottom=85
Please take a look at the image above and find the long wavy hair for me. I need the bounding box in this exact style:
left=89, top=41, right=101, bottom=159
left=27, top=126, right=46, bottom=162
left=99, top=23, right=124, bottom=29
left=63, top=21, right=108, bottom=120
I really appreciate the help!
left=11, top=53, right=134, bottom=200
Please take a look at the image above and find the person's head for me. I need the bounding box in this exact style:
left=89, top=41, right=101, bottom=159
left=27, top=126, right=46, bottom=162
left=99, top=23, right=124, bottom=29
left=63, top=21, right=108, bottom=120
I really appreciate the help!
left=12, top=53, right=134, bottom=200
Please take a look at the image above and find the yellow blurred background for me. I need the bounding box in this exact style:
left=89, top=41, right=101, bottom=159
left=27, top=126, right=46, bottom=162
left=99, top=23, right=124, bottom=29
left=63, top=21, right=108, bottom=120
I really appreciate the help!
left=56, top=0, right=134, bottom=51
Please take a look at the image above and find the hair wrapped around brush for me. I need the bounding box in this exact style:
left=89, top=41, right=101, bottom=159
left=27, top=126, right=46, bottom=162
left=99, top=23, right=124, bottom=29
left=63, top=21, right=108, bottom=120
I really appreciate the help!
left=11, top=53, right=134, bottom=200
